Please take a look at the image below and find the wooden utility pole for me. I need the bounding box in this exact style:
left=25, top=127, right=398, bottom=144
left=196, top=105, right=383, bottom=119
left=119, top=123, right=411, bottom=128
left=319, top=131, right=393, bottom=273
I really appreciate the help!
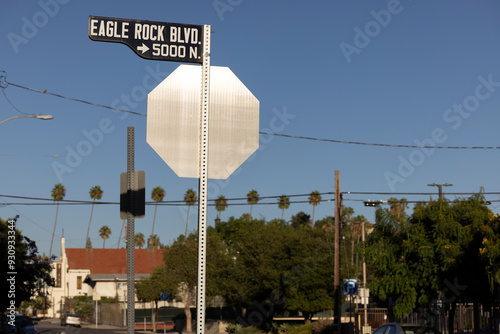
left=334, top=170, right=342, bottom=334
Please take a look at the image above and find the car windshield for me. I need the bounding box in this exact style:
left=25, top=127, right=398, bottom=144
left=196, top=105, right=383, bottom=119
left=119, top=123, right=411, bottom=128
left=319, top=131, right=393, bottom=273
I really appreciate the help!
left=67, top=314, right=79, bottom=318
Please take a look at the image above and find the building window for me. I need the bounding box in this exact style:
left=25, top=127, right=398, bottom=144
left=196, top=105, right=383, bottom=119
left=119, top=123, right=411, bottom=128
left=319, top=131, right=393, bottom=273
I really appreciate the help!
left=77, top=276, right=82, bottom=290
left=56, top=264, right=61, bottom=288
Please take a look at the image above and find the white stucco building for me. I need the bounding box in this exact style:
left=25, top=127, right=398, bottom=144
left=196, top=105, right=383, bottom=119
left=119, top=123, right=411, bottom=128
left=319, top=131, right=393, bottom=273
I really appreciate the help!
left=47, top=237, right=165, bottom=318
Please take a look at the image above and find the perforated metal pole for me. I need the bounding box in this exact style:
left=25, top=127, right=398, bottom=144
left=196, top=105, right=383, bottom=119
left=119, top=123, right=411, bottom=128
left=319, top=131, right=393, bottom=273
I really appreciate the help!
left=196, top=24, right=211, bottom=334
left=127, top=127, right=136, bottom=334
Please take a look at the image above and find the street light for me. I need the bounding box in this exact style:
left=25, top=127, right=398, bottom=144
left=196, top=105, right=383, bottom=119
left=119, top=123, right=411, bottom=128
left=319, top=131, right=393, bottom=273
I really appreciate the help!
left=427, top=183, right=453, bottom=199
left=0, top=113, right=53, bottom=125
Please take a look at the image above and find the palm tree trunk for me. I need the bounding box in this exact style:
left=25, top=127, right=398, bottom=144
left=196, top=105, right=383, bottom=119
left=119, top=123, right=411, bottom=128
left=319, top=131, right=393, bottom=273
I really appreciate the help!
left=249, top=204, right=253, bottom=221
left=185, top=205, right=191, bottom=237
left=118, top=220, right=125, bottom=248
left=86, top=200, right=96, bottom=245
left=312, top=207, right=315, bottom=226
left=152, top=203, right=158, bottom=236
left=351, top=240, right=354, bottom=266
left=103, top=238, right=105, bottom=248
left=281, top=209, right=284, bottom=220
left=49, top=202, right=60, bottom=257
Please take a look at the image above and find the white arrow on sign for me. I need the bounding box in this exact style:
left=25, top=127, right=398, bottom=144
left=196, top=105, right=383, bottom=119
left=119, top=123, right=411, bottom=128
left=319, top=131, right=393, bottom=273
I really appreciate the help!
left=137, top=43, right=149, bottom=54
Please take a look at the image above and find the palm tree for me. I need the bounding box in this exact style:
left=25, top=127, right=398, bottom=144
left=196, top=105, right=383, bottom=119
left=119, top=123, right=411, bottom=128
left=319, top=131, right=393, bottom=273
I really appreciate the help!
left=151, top=186, right=166, bottom=237
left=246, top=189, right=259, bottom=220
left=184, top=188, right=197, bottom=237
left=147, top=234, right=161, bottom=249
left=86, top=185, right=103, bottom=247
left=99, top=225, right=111, bottom=248
left=388, top=197, right=408, bottom=220
left=350, top=215, right=366, bottom=267
left=308, top=190, right=322, bottom=225
left=215, top=195, right=228, bottom=220
left=135, top=233, right=145, bottom=249
left=49, top=183, right=66, bottom=257
left=278, top=195, right=290, bottom=219
left=341, top=206, right=355, bottom=264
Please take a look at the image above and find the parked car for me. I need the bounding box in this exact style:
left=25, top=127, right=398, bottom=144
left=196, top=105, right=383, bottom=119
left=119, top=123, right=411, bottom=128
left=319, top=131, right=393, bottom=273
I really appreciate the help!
left=373, top=323, right=440, bottom=334
left=1, top=315, right=37, bottom=334
left=60, top=314, right=81, bottom=327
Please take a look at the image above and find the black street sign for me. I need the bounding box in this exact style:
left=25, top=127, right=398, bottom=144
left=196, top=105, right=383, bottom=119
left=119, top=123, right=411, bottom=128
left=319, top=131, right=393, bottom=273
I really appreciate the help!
left=88, top=16, right=203, bottom=64
left=120, top=171, right=146, bottom=219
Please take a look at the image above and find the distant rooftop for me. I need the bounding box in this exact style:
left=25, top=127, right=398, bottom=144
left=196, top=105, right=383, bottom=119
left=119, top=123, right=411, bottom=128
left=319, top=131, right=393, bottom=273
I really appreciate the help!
left=66, top=248, right=166, bottom=274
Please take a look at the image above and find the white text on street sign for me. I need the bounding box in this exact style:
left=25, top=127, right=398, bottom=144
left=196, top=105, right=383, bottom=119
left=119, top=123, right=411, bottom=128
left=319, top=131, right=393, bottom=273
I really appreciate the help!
left=88, top=16, right=203, bottom=63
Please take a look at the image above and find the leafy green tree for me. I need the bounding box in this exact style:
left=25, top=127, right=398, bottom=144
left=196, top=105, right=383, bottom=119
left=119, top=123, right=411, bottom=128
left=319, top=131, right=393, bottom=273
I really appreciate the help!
left=365, top=207, right=419, bottom=319
left=20, top=295, right=51, bottom=315
left=246, top=189, right=259, bottom=220
left=136, top=265, right=174, bottom=333
left=183, top=189, right=197, bottom=237
left=151, top=186, right=166, bottom=238
left=478, top=212, right=500, bottom=288
left=280, top=227, right=335, bottom=323
left=64, top=296, right=93, bottom=321
left=308, top=190, right=321, bottom=225
left=365, top=194, right=500, bottom=332
left=0, top=217, right=53, bottom=313
left=98, top=225, right=111, bottom=248
left=86, top=185, right=103, bottom=247
left=163, top=236, right=198, bottom=334
left=215, top=195, right=228, bottom=220
left=278, top=195, right=290, bottom=220
left=211, top=217, right=264, bottom=314
left=290, top=211, right=311, bottom=229
left=315, top=216, right=334, bottom=232
left=154, top=231, right=233, bottom=334
left=49, top=183, right=66, bottom=257
left=213, top=216, right=335, bottom=326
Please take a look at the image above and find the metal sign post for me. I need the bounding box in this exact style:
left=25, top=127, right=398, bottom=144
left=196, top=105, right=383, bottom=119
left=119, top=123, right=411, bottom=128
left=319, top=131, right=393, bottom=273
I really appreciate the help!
left=90, top=17, right=258, bottom=334
left=196, top=24, right=211, bottom=334
left=343, top=279, right=359, bottom=328
left=126, top=127, right=136, bottom=334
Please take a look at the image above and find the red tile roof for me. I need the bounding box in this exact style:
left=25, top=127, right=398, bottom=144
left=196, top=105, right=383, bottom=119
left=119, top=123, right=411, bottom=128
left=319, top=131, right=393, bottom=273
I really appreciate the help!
left=65, top=248, right=166, bottom=274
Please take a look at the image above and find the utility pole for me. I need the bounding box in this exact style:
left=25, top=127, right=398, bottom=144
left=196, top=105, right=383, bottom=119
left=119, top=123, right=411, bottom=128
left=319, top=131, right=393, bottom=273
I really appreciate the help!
left=427, top=183, right=453, bottom=199
left=334, top=171, right=342, bottom=334
left=362, top=222, right=371, bottom=334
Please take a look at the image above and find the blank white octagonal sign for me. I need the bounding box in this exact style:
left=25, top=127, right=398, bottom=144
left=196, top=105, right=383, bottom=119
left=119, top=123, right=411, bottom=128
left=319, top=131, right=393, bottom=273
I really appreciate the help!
left=147, top=65, right=259, bottom=179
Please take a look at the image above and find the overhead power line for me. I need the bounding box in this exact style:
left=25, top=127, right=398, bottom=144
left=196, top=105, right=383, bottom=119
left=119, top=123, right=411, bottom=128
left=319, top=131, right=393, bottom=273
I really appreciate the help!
left=2, top=75, right=499, bottom=150
left=0, top=192, right=334, bottom=206
left=0, top=191, right=498, bottom=207
left=262, top=132, right=500, bottom=150
left=1, top=76, right=147, bottom=117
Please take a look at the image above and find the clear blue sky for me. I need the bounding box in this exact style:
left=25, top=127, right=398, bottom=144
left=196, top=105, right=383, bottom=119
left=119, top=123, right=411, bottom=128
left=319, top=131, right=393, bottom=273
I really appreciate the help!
left=1, top=1, right=499, bottom=258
